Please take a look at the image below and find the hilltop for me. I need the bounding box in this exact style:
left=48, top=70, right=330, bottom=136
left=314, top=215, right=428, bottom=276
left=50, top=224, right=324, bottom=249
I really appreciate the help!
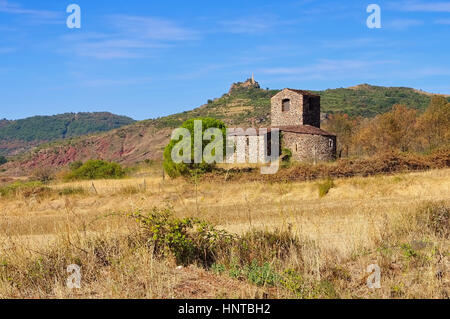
left=2, top=81, right=448, bottom=174
left=0, top=112, right=135, bottom=156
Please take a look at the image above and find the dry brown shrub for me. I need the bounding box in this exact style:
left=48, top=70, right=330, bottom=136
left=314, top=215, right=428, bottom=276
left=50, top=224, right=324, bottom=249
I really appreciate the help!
left=205, top=149, right=450, bottom=183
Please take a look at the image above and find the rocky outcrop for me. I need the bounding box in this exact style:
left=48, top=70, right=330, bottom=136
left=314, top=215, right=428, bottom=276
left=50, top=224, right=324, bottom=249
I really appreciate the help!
left=229, top=78, right=260, bottom=94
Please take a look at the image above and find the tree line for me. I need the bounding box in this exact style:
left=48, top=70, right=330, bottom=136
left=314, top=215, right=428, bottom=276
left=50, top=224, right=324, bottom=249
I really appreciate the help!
left=323, top=96, right=450, bottom=157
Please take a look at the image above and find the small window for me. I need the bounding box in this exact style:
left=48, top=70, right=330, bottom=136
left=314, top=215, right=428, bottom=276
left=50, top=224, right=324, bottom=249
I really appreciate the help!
left=282, top=99, right=290, bottom=112
left=329, top=139, right=333, bottom=148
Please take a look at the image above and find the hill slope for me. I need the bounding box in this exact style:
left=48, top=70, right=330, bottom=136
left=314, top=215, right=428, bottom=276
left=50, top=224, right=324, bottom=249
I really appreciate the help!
left=3, top=82, right=448, bottom=174
left=150, top=82, right=440, bottom=129
left=0, top=112, right=135, bottom=156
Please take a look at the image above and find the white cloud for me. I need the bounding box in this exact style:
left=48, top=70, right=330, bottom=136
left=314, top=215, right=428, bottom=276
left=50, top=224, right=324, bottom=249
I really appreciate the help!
left=257, top=59, right=394, bottom=81
left=321, top=38, right=378, bottom=49
left=80, top=77, right=154, bottom=88
left=0, top=0, right=61, bottom=23
left=385, top=19, right=423, bottom=30
left=260, top=59, right=392, bottom=75
left=415, top=67, right=450, bottom=76
left=61, top=15, right=197, bottom=59
left=219, top=15, right=296, bottom=34
left=109, top=15, right=197, bottom=41
left=391, top=1, right=450, bottom=12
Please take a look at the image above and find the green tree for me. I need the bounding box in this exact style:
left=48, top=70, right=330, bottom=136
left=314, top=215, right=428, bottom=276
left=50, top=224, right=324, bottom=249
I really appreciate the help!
left=0, top=156, right=7, bottom=165
left=163, top=118, right=227, bottom=178
left=65, top=159, right=125, bottom=180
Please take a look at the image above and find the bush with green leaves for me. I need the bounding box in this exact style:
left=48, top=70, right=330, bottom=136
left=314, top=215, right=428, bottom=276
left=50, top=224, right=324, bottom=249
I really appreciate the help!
left=64, top=159, right=125, bottom=181
left=0, top=156, right=7, bottom=165
left=163, top=117, right=227, bottom=178
left=318, top=177, right=334, bottom=198
left=68, top=160, right=83, bottom=171
left=0, top=181, right=51, bottom=198
left=130, top=208, right=233, bottom=267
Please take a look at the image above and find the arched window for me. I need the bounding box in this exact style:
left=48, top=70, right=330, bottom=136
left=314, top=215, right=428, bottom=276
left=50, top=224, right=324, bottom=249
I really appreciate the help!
left=282, top=99, right=290, bottom=112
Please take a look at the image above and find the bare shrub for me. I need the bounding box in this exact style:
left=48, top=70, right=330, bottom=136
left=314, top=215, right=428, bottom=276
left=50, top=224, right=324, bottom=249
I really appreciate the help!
left=417, top=201, right=449, bottom=238
left=32, top=167, right=55, bottom=183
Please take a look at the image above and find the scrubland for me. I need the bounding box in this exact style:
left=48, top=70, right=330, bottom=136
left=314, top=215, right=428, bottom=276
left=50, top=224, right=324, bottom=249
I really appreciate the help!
left=0, top=167, right=448, bottom=299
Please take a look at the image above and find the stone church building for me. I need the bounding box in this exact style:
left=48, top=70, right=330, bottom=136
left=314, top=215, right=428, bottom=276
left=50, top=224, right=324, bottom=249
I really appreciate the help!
left=228, top=86, right=337, bottom=163
left=271, top=88, right=336, bottom=162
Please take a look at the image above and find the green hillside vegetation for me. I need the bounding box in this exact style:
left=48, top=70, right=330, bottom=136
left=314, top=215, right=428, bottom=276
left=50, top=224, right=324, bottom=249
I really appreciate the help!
left=64, top=159, right=126, bottom=181
left=3, top=82, right=448, bottom=164
left=314, top=84, right=435, bottom=117
left=0, top=112, right=135, bottom=142
left=146, top=84, right=447, bottom=130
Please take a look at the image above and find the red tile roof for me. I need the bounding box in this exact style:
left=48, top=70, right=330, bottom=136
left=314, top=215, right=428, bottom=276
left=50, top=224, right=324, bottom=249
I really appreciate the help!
left=227, top=125, right=335, bottom=137
left=285, top=88, right=320, bottom=97
left=276, top=125, right=336, bottom=137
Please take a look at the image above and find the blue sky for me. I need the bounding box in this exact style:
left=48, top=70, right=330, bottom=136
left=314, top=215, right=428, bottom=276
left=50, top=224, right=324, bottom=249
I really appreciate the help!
left=1, top=0, right=449, bottom=120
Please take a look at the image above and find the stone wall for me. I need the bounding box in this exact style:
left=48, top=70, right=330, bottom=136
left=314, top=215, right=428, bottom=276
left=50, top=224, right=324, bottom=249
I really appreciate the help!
left=302, top=95, right=321, bottom=128
left=271, top=90, right=304, bottom=127
left=271, top=89, right=321, bottom=128
left=282, top=132, right=336, bottom=162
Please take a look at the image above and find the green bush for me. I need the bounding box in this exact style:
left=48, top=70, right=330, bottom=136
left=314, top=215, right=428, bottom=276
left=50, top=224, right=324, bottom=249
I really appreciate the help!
left=57, top=187, right=86, bottom=196
left=318, top=177, right=334, bottom=198
left=281, top=148, right=292, bottom=168
left=0, top=156, right=7, bottom=165
left=163, top=117, right=227, bottom=178
left=69, top=161, right=83, bottom=171
left=228, top=260, right=281, bottom=287
left=0, top=181, right=51, bottom=198
left=64, top=159, right=125, bottom=181
left=281, top=148, right=292, bottom=162
left=130, top=208, right=233, bottom=266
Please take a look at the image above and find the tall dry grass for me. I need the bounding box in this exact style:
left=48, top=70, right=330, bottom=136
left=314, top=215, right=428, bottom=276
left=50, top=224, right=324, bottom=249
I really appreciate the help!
left=0, top=168, right=448, bottom=298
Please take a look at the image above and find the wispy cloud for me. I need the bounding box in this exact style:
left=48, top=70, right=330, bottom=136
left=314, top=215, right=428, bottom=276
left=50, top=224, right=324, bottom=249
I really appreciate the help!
left=414, top=67, right=450, bottom=76
left=80, top=77, right=154, bottom=88
left=391, top=1, right=450, bottom=13
left=61, top=15, right=198, bottom=59
left=109, top=15, right=197, bottom=41
left=0, top=0, right=61, bottom=23
left=435, top=19, right=450, bottom=25
left=219, top=15, right=296, bottom=34
left=385, top=18, right=424, bottom=30
left=321, top=38, right=378, bottom=49
left=258, top=59, right=394, bottom=80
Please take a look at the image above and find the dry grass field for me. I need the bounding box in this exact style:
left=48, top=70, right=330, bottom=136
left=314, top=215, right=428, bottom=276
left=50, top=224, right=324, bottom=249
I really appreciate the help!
left=0, top=167, right=448, bottom=299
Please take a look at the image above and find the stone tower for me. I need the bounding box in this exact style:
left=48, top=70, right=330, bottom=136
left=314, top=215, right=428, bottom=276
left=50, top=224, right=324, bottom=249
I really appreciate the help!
left=270, top=88, right=321, bottom=128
